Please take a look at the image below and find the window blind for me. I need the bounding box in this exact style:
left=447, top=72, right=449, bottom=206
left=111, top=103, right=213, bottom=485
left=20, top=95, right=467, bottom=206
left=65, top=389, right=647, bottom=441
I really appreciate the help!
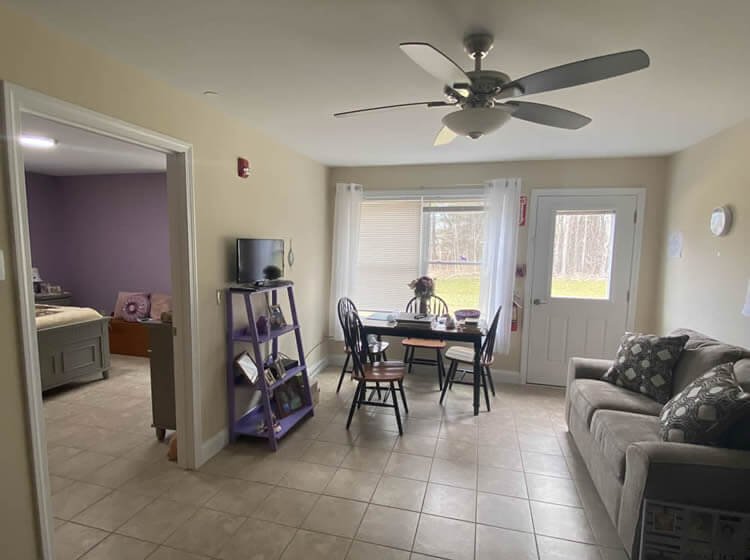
left=355, top=200, right=421, bottom=311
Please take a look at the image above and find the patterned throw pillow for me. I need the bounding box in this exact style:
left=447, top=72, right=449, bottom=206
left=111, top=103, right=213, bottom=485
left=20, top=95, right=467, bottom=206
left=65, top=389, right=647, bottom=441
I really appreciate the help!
left=602, top=333, right=689, bottom=404
left=659, top=363, right=750, bottom=444
left=114, top=292, right=150, bottom=322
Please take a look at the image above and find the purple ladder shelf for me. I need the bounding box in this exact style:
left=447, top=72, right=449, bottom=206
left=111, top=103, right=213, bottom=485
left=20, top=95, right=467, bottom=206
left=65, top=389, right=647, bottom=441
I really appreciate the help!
left=225, top=285, right=314, bottom=451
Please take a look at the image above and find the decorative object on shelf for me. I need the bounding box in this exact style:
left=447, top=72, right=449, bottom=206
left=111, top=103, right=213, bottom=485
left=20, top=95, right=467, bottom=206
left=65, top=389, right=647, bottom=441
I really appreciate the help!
left=263, top=368, right=277, bottom=386
left=268, top=304, right=287, bottom=330
left=409, top=275, right=435, bottom=313
left=710, top=205, right=733, bottom=237
left=256, top=315, right=269, bottom=336
left=234, top=351, right=259, bottom=384
left=263, top=264, right=283, bottom=281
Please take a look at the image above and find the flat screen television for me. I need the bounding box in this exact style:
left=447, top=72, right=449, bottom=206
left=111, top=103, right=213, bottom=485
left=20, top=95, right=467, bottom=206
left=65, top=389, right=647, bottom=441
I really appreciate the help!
left=236, top=238, right=284, bottom=284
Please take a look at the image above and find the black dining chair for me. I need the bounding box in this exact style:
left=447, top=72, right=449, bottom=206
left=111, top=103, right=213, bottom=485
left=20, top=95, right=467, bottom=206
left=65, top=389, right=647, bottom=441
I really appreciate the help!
left=402, top=295, right=449, bottom=389
left=342, top=309, right=408, bottom=434
left=336, top=297, right=389, bottom=393
left=440, top=306, right=502, bottom=411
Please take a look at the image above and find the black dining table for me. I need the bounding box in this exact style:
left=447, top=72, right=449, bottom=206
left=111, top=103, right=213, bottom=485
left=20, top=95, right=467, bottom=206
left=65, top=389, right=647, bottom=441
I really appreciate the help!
left=360, top=316, right=487, bottom=416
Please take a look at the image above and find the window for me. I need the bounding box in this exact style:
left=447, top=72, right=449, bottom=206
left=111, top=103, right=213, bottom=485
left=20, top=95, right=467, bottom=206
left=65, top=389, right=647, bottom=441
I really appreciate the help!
left=355, top=197, right=484, bottom=312
left=423, top=201, right=484, bottom=311
left=550, top=211, right=615, bottom=300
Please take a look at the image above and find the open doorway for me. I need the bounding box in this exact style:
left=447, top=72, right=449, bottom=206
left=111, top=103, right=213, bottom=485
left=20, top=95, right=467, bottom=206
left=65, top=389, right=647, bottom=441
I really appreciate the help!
left=24, top=114, right=178, bottom=435
left=2, top=83, right=200, bottom=559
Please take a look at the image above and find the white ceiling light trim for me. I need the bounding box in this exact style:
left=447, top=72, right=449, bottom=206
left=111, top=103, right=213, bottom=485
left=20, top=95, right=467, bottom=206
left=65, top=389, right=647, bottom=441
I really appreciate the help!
left=442, top=107, right=512, bottom=139
left=20, top=135, right=57, bottom=149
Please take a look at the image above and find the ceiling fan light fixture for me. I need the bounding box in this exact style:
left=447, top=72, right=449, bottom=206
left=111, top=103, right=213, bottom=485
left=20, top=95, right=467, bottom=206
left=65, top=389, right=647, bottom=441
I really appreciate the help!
left=441, top=107, right=511, bottom=139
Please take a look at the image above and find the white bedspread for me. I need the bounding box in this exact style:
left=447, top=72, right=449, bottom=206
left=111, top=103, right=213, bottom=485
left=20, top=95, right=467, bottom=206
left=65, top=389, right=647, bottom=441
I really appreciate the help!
left=35, top=304, right=103, bottom=330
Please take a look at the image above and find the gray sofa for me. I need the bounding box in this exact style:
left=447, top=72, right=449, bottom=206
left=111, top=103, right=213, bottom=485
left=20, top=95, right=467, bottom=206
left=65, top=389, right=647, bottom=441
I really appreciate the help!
left=565, top=329, right=750, bottom=558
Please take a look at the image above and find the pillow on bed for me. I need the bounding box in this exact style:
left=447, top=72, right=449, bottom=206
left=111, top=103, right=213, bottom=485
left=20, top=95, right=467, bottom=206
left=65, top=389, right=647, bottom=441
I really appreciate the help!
left=114, top=291, right=150, bottom=322
left=150, top=293, right=172, bottom=320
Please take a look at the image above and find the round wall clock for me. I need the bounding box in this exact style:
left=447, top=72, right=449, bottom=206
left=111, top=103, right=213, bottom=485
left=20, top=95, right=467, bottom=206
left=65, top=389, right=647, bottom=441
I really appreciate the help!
left=710, top=206, right=733, bottom=237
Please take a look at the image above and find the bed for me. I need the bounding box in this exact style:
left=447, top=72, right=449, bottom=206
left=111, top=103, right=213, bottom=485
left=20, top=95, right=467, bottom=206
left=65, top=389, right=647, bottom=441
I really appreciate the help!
left=36, top=304, right=111, bottom=391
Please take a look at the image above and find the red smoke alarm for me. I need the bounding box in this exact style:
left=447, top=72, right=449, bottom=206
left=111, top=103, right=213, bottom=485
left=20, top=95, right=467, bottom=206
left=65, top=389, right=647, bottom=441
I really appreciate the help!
left=237, top=157, right=251, bottom=178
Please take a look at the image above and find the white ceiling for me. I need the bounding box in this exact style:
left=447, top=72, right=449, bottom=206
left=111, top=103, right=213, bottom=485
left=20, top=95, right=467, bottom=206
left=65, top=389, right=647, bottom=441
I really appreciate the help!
left=21, top=114, right=166, bottom=175
left=8, top=0, right=750, bottom=166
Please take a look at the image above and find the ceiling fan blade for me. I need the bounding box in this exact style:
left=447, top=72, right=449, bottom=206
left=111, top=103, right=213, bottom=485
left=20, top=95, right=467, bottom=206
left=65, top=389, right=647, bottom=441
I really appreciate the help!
left=334, top=101, right=452, bottom=118
left=400, top=42, right=471, bottom=92
left=504, top=101, right=591, bottom=129
left=434, top=126, right=457, bottom=146
left=500, top=49, right=650, bottom=97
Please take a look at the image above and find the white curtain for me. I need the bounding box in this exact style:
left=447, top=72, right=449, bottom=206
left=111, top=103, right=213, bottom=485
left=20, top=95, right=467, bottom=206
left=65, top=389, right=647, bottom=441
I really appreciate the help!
left=479, top=178, right=521, bottom=354
left=329, top=183, right=363, bottom=340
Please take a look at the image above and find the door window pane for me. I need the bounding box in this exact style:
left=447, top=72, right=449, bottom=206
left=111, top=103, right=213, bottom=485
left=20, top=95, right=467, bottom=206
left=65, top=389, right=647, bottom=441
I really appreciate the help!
left=550, top=211, right=615, bottom=300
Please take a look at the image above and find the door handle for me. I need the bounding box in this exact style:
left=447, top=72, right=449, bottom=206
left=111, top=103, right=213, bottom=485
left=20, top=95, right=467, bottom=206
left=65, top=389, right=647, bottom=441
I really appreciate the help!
left=532, top=298, right=548, bottom=305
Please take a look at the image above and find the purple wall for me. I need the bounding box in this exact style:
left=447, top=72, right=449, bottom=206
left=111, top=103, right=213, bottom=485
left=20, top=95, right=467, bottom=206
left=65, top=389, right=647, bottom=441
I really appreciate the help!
left=25, top=172, right=171, bottom=313
left=25, top=173, right=67, bottom=284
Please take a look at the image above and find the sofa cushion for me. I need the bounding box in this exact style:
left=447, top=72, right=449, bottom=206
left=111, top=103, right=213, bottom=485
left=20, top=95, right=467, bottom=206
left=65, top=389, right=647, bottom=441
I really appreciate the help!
left=668, top=329, right=750, bottom=394
left=591, top=410, right=661, bottom=481
left=602, top=333, right=689, bottom=404
left=659, top=363, right=750, bottom=445
left=569, top=378, right=664, bottom=428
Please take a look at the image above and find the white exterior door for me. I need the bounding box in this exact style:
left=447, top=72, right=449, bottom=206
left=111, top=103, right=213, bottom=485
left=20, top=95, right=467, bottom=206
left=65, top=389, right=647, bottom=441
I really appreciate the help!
left=525, top=191, right=641, bottom=386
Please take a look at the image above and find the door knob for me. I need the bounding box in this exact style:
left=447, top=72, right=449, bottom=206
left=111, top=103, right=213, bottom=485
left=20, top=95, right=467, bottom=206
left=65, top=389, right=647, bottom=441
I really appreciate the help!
left=532, top=298, right=548, bottom=305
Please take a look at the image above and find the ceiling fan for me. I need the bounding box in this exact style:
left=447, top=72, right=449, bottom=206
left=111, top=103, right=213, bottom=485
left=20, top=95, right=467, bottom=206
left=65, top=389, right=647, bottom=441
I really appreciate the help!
left=334, top=33, right=650, bottom=145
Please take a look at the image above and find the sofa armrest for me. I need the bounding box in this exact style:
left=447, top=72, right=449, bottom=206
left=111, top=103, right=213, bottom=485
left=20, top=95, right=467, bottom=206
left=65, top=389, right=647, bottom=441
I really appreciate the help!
left=619, top=442, right=750, bottom=556
left=567, top=357, right=612, bottom=385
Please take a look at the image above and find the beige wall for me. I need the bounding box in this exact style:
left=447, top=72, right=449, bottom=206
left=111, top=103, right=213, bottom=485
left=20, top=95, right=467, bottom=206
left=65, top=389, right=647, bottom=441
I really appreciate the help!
left=657, top=119, right=750, bottom=346
left=331, top=157, right=670, bottom=372
left=0, top=5, right=331, bottom=556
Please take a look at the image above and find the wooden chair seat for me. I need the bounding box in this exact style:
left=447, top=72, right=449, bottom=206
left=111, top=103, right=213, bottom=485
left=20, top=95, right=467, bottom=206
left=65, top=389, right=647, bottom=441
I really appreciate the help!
left=356, top=361, right=406, bottom=382
left=402, top=338, right=447, bottom=349
left=444, top=345, right=493, bottom=366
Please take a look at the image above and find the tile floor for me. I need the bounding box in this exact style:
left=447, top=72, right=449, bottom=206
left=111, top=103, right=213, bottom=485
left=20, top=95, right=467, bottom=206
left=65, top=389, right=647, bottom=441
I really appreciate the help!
left=46, top=356, right=629, bottom=560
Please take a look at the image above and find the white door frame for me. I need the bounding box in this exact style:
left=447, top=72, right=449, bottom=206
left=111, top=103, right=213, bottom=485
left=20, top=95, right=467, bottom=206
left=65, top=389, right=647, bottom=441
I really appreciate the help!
left=520, top=187, right=646, bottom=385
left=1, top=82, right=202, bottom=559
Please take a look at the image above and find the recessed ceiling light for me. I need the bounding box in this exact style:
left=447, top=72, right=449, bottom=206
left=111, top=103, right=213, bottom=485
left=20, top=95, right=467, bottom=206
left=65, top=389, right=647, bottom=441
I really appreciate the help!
left=203, top=90, right=219, bottom=97
left=20, top=135, right=57, bottom=149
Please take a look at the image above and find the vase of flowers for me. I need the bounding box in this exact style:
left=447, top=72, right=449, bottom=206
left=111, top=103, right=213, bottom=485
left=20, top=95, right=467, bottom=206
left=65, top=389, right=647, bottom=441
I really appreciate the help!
left=409, top=276, right=435, bottom=314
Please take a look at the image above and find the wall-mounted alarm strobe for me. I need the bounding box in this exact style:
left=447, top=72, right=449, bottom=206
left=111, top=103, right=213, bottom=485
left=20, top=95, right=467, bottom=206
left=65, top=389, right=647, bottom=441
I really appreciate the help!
left=237, top=157, right=251, bottom=178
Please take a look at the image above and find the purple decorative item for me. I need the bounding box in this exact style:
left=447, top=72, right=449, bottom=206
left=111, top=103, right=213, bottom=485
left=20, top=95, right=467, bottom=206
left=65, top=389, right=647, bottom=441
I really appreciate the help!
left=408, top=276, right=435, bottom=314
left=455, top=309, right=481, bottom=321
left=120, top=293, right=150, bottom=322
left=256, top=315, right=269, bottom=336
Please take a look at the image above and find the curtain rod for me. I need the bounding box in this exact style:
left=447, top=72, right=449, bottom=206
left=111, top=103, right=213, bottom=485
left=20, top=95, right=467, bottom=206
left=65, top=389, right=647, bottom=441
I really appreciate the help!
left=363, top=185, right=485, bottom=199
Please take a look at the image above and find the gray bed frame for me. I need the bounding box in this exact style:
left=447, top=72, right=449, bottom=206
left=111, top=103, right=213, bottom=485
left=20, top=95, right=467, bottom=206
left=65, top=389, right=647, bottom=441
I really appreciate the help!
left=37, top=317, right=111, bottom=391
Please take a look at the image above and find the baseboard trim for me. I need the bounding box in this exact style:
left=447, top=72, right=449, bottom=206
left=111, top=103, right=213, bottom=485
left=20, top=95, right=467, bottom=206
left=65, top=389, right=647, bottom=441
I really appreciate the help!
left=199, top=427, right=228, bottom=467
left=306, top=356, right=330, bottom=378
left=489, top=368, right=522, bottom=384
